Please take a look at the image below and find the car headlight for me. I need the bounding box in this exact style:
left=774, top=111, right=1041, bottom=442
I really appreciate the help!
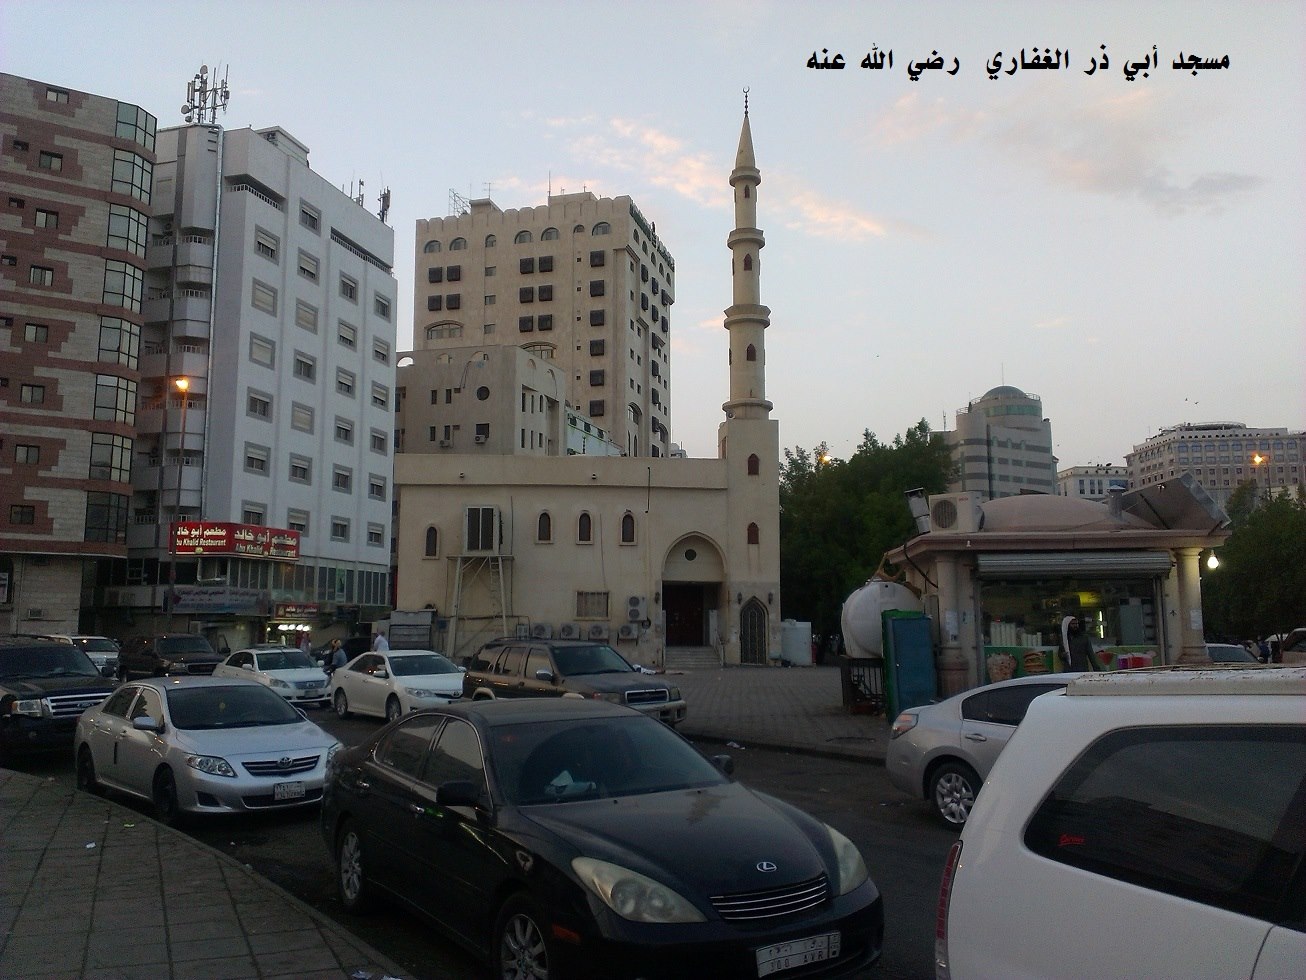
left=587, top=692, right=623, bottom=704
left=186, top=754, right=236, bottom=778
left=403, top=688, right=442, bottom=698
left=269, top=678, right=291, bottom=689
left=669, top=687, right=681, bottom=701
left=572, top=857, right=705, bottom=923
left=889, top=711, right=918, bottom=738
left=10, top=698, right=48, bottom=718
left=826, top=824, right=869, bottom=896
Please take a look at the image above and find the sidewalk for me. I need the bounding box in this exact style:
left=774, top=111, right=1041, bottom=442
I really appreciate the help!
left=0, top=768, right=407, bottom=980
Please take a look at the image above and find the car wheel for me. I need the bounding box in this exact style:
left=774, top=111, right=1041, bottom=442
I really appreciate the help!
left=930, top=761, right=981, bottom=829
left=334, top=689, right=351, bottom=719
left=76, top=744, right=102, bottom=795
left=385, top=695, right=402, bottom=722
left=153, top=767, right=182, bottom=826
left=494, top=894, right=555, bottom=980
left=337, top=820, right=372, bottom=913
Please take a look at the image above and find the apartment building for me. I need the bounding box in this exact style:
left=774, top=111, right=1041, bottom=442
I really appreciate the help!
left=1126, top=422, right=1304, bottom=510
left=946, top=385, right=1057, bottom=500
left=1056, top=464, right=1128, bottom=500
left=0, top=73, right=157, bottom=634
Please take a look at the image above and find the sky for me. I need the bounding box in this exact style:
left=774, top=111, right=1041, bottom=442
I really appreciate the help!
left=7, top=0, right=1302, bottom=466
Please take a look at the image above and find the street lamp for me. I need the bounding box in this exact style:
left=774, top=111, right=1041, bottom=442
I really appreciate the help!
left=165, top=377, right=190, bottom=631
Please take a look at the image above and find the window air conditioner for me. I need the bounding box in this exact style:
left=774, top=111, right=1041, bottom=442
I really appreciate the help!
left=438, top=439, right=452, bottom=448
left=617, top=623, right=638, bottom=640
left=530, top=623, right=553, bottom=639
left=558, top=623, right=580, bottom=640
left=927, top=492, right=983, bottom=533
left=474, top=434, right=488, bottom=444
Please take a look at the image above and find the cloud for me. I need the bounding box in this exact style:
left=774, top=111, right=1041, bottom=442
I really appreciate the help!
left=1033, top=315, right=1071, bottom=330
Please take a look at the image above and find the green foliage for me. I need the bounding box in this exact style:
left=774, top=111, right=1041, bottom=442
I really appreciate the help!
left=1204, top=491, right=1306, bottom=639
left=779, top=420, right=954, bottom=638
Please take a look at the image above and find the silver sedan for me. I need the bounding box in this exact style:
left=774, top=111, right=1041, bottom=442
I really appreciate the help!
left=74, top=676, right=340, bottom=823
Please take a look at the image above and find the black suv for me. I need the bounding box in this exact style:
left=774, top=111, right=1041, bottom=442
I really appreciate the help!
left=463, top=638, right=687, bottom=725
left=0, top=635, right=117, bottom=757
left=117, top=633, right=225, bottom=679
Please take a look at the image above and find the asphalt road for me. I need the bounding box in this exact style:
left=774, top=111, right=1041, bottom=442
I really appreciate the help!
left=16, top=711, right=955, bottom=979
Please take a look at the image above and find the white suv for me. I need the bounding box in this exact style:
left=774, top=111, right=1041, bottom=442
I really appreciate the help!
left=936, top=666, right=1306, bottom=980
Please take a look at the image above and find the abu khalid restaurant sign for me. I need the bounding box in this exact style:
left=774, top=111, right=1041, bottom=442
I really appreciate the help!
left=172, top=521, right=301, bottom=561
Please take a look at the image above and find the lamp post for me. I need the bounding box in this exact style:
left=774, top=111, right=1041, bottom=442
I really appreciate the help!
left=1251, top=452, right=1270, bottom=504
left=165, top=377, right=190, bottom=631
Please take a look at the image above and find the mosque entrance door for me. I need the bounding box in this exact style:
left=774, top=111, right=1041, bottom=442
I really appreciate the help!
left=740, top=599, right=768, bottom=665
left=664, top=582, right=707, bottom=647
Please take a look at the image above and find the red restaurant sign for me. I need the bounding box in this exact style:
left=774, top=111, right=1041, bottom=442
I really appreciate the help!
left=172, top=521, right=300, bottom=561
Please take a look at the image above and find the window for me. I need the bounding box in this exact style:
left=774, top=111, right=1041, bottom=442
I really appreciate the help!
left=590, top=309, right=605, bottom=326
left=373, top=340, right=390, bottom=365
left=338, top=321, right=357, bottom=349
left=8, top=197, right=24, bottom=209
left=541, top=227, right=559, bottom=241
left=514, top=230, right=532, bottom=244
left=291, top=403, right=314, bottom=432
left=106, top=204, right=147, bottom=256
left=446, top=293, right=461, bottom=310
left=20, top=383, right=45, bottom=404
left=39, top=151, right=63, bottom=172
left=539, top=255, right=554, bottom=273
left=111, top=149, right=152, bottom=202
left=247, top=391, right=271, bottom=419
left=537, top=512, right=552, bottom=542
left=333, top=467, right=352, bottom=493
left=450, top=237, right=466, bottom=250
left=293, top=353, right=316, bottom=381
left=336, top=369, right=356, bottom=396
left=16, top=444, right=41, bottom=465
left=335, top=418, right=354, bottom=443
left=11, top=505, right=36, bottom=525
left=370, top=431, right=387, bottom=454
left=519, top=316, right=534, bottom=332
left=748, top=454, right=760, bottom=475
left=374, top=294, right=391, bottom=319
left=300, top=203, right=320, bottom=232
left=244, top=443, right=270, bottom=475
left=115, top=102, right=156, bottom=150
left=590, top=250, right=606, bottom=267
left=298, top=252, right=319, bottom=282
left=93, top=374, right=136, bottom=423
left=520, top=257, right=535, bottom=274
left=84, top=491, right=128, bottom=544
left=590, top=280, right=605, bottom=297
left=340, top=275, right=358, bottom=301
left=250, top=334, right=275, bottom=367
left=428, top=295, right=443, bottom=312
left=287, top=510, right=309, bottom=535
left=331, top=518, right=350, bottom=542
left=538, top=285, right=553, bottom=302
left=592, top=222, right=611, bottom=235
left=589, top=400, right=604, bottom=417
left=242, top=505, right=266, bottom=526
left=590, top=340, right=605, bottom=356
left=423, top=239, right=441, bottom=253
left=88, top=433, right=131, bottom=482
left=424, top=527, right=439, bottom=557
left=255, top=228, right=279, bottom=261
left=746, top=343, right=757, bottom=362
left=743, top=254, right=753, bottom=271
left=747, top=523, right=760, bottom=545
left=25, top=322, right=48, bottom=343
left=578, top=512, right=592, bottom=543
left=46, top=87, right=70, bottom=104
left=589, top=370, right=605, bottom=386
left=102, top=260, right=143, bottom=311
left=371, top=383, right=389, bottom=408
left=621, top=513, right=636, bottom=544
left=289, top=456, right=311, bottom=483
left=367, top=524, right=385, bottom=547
left=35, top=208, right=58, bottom=229
left=251, top=280, right=277, bottom=315
left=295, top=300, right=318, bottom=332
left=30, top=266, right=54, bottom=286
left=368, top=475, right=386, bottom=500
left=519, top=287, right=535, bottom=303
left=576, top=591, right=609, bottom=618
left=447, top=265, right=461, bottom=282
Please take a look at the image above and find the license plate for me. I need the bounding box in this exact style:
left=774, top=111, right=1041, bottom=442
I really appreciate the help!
left=756, top=932, right=840, bottom=977
left=273, top=781, right=306, bottom=801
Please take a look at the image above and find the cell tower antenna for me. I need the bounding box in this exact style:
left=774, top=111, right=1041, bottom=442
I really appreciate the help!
left=180, top=63, right=230, bottom=125
left=449, top=188, right=470, bottom=216
left=377, top=186, right=391, bottom=223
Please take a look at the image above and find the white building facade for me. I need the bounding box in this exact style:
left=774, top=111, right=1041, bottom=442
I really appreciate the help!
left=1056, top=465, right=1128, bottom=500
left=946, top=385, right=1057, bottom=500
left=1126, top=422, right=1304, bottom=510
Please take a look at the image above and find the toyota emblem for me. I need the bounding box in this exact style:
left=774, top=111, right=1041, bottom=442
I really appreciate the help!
left=278, top=756, right=292, bottom=769
left=756, top=861, right=778, bottom=873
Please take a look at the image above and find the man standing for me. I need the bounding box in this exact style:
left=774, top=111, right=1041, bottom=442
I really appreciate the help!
left=372, top=630, right=389, bottom=652
left=1061, top=616, right=1099, bottom=671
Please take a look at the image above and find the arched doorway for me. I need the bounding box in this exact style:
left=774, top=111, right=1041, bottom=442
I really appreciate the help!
left=661, top=534, right=724, bottom=649
left=740, top=598, right=768, bottom=665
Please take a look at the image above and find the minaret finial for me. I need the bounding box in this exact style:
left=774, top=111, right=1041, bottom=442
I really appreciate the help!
left=743, top=87, right=749, bottom=116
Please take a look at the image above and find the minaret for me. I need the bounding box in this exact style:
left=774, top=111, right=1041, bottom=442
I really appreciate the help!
left=723, top=90, right=772, bottom=421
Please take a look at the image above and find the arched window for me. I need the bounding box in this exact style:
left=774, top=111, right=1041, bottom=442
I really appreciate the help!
left=743, top=254, right=753, bottom=271
left=423, top=240, right=441, bottom=253
left=747, top=522, right=760, bottom=545
left=514, top=230, right=532, bottom=244
left=592, top=222, right=611, bottom=236
left=485, top=234, right=497, bottom=247
left=425, top=526, right=439, bottom=557
left=620, top=513, right=635, bottom=544
left=578, top=512, right=592, bottom=542
left=541, top=227, right=559, bottom=241
left=537, top=512, right=552, bottom=542
left=573, top=223, right=585, bottom=233
left=747, top=454, right=760, bottom=475
left=743, top=185, right=751, bottom=199
left=746, top=343, right=757, bottom=362
left=449, top=237, right=467, bottom=251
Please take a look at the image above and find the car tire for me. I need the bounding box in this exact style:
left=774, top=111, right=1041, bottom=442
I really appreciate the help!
left=929, top=760, right=981, bottom=829
left=494, top=894, right=555, bottom=980
left=385, top=695, right=402, bottom=723
left=334, top=689, right=351, bottom=719
left=337, top=820, right=372, bottom=913
left=153, top=766, right=182, bottom=826
left=76, top=744, right=102, bottom=795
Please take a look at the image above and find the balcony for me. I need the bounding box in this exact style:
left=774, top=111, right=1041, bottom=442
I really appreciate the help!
left=142, top=287, right=211, bottom=325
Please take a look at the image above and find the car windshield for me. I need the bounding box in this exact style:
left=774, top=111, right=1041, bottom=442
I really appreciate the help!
left=255, top=650, right=316, bottom=671
left=76, top=638, right=119, bottom=653
left=166, top=685, right=303, bottom=729
left=158, top=636, right=216, bottom=655
left=1208, top=645, right=1256, bottom=663
left=491, top=715, right=728, bottom=806
left=0, top=645, right=101, bottom=679
left=551, top=644, right=633, bottom=676
left=390, top=653, right=459, bottom=676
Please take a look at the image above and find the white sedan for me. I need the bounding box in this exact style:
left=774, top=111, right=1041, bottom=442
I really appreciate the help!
left=213, top=645, right=331, bottom=706
left=74, top=676, right=340, bottom=823
left=330, top=649, right=464, bottom=722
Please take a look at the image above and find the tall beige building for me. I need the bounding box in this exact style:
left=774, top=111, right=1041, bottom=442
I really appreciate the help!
left=413, top=192, right=673, bottom=457
left=946, top=385, right=1056, bottom=500
left=1126, top=422, right=1304, bottom=509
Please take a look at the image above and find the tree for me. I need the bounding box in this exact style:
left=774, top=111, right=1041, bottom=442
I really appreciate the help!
left=779, top=420, right=954, bottom=643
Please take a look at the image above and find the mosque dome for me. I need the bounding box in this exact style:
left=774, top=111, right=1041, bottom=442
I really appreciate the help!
left=980, top=385, right=1030, bottom=399
left=980, top=494, right=1151, bottom=532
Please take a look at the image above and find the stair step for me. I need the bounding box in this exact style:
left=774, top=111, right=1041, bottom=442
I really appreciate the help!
left=663, top=646, right=721, bottom=670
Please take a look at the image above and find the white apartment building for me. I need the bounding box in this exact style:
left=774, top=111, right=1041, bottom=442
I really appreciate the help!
left=946, top=385, right=1057, bottom=500
left=1126, top=422, right=1304, bottom=510
left=113, top=123, right=396, bottom=647
left=1056, top=464, right=1128, bottom=500
left=413, top=192, right=674, bottom=458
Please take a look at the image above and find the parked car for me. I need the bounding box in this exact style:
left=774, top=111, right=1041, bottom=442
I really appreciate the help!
left=1, top=634, right=117, bottom=758
left=75, top=676, right=340, bottom=823
left=213, top=645, right=331, bottom=707
left=322, top=698, right=883, bottom=977
left=1205, top=642, right=1259, bottom=664
left=330, top=650, right=464, bottom=722
left=117, top=633, right=225, bottom=680
left=463, top=638, right=687, bottom=726
left=42, top=634, right=120, bottom=674
left=936, top=665, right=1306, bottom=979
left=887, top=673, right=1079, bottom=827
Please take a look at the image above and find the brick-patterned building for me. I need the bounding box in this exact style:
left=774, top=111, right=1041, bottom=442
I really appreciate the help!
left=0, top=73, right=156, bottom=633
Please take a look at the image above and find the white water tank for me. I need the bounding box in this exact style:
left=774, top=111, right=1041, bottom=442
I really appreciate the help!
left=780, top=620, right=813, bottom=666
left=841, top=579, right=922, bottom=658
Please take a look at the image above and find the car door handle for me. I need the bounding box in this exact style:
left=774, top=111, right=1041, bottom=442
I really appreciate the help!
left=964, top=733, right=988, bottom=742
left=409, top=803, right=426, bottom=816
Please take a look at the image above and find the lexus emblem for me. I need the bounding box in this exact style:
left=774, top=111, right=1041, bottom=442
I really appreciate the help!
left=278, top=757, right=292, bottom=770
left=756, top=861, right=778, bottom=873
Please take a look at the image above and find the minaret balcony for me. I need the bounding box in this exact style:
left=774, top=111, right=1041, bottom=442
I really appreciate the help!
left=728, top=228, right=765, bottom=250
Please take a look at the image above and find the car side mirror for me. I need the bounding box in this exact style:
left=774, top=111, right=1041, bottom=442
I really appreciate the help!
left=375, top=669, right=389, bottom=679
left=709, top=753, right=734, bottom=775
left=132, top=716, right=164, bottom=733
left=240, top=664, right=252, bottom=670
left=101, top=666, right=115, bottom=678
left=220, top=646, right=230, bottom=655
left=436, top=780, right=482, bottom=808
left=534, top=669, right=555, bottom=683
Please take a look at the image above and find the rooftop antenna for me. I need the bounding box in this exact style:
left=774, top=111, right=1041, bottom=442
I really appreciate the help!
left=484, top=182, right=493, bottom=199
left=449, top=188, right=470, bottom=216
left=181, top=63, right=229, bottom=125
left=356, top=178, right=365, bottom=207
left=377, top=186, right=391, bottom=223
left=743, top=86, right=749, bottom=115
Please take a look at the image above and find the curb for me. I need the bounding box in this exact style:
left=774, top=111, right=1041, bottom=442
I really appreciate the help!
left=681, top=730, right=888, bottom=767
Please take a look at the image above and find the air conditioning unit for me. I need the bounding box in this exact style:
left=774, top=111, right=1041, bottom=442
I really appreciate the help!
left=464, top=505, right=501, bottom=553
left=627, top=595, right=648, bottom=622
left=558, top=622, right=581, bottom=640
left=530, top=623, right=553, bottom=639
left=617, top=623, right=638, bottom=640
left=928, top=492, right=983, bottom=533
left=474, top=434, right=488, bottom=444
left=587, top=623, right=609, bottom=641
left=438, top=439, right=452, bottom=448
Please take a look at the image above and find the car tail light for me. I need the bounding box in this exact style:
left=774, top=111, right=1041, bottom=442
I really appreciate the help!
left=890, top=711, right=918, bottom=738
left=935, top=839, right=962, bottom=979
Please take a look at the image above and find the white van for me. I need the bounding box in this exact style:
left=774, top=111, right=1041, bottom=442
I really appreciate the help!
left=936, top=666, right=1306, bottom=980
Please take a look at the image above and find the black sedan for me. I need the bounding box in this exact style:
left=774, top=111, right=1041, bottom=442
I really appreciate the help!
left=321, top=699, right=882, bottom=979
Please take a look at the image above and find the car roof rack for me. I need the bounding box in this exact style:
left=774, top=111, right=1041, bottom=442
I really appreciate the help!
left=1066, top=664, right=1306, bottom=697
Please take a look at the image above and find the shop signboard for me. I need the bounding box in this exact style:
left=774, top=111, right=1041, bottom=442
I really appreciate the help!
left=172, top=586, right=266, bottom=615
left=172, top=522, right=300, bottom=561
left=275, top=602, right=319, bottom=620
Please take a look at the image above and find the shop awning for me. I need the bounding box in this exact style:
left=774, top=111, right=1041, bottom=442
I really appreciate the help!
left=977, top=551, right=1174, bottom=578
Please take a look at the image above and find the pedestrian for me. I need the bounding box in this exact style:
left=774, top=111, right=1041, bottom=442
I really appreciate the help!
left=1061, top=615, right=1099, bottom=672
left=372, top=630, right=389, bottom=652
left=299, top=633, right=312, bottom=656
left=328, top=638, right=346, bottom=673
